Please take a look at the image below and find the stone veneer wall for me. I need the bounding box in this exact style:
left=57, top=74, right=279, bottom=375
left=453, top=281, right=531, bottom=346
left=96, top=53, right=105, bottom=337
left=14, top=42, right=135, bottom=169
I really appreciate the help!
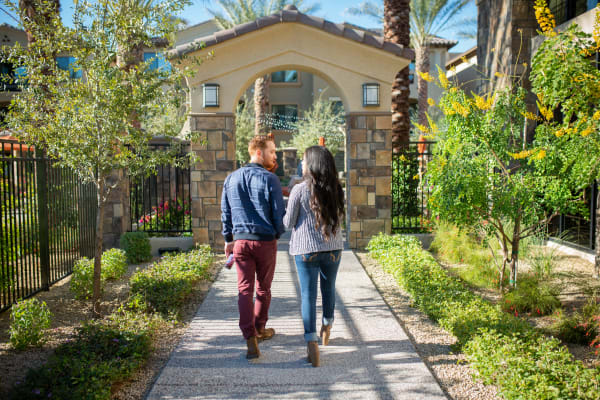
left=189, top=113, right=236, bottom=248
left=102, top=171, right=129, bottom=249
left=346, top=113, right=392, bottom=249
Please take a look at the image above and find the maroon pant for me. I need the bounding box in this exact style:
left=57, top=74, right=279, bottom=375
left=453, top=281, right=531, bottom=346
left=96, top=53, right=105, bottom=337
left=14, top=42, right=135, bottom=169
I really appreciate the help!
left=233, top=239, right=277, bottom=339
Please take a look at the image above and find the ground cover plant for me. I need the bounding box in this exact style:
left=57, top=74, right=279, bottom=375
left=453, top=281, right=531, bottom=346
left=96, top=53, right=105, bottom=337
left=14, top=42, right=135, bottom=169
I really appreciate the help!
left=129, top=245, right=214, bottom=317
left=367, top=233, right=600, bottom=399
left=9, top=298, right=52, bottom=350
left=8, top=245, right=214, bottom=399
left=70, top=248, right=128, bottom=300
left=120, top=232, right=152, bottom=264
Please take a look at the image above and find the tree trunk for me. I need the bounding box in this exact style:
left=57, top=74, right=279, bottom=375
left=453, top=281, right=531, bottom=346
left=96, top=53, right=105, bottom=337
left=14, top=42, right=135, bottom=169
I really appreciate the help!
left=415, top=46, right=430, bottom=128
left=384, top=0, right=411, bottom=153
left=595, top=188, right=600, bottom=278
left=510, top=221, right=521, bottom=288
left=254, top=75, right=270, bottom=134
left=92, top=182, right=105, bottom=318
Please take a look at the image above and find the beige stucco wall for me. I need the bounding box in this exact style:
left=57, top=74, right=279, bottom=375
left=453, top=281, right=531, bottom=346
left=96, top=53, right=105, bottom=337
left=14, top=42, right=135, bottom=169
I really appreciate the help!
left=179, top=22, right=411, bottom=115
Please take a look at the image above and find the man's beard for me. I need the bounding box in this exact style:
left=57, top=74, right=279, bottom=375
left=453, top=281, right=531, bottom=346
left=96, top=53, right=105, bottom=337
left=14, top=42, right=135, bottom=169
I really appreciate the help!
left=263, top=158, right=276, bottom=171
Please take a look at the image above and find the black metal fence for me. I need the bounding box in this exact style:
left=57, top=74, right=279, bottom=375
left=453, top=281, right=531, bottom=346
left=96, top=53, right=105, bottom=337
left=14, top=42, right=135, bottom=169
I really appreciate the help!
left=392, top=141, right=435, bottom=233
left=1, top=139, right=97, bottom=312
left=548, top=182, right=597, bottom=250
left=129, top=143, right=192, bottom=235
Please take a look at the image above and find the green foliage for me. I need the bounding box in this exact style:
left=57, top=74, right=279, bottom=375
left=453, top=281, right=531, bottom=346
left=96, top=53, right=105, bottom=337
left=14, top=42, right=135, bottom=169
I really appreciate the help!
left=553, top=298, right=600, bottom=345
left=530, top=16, right=600, bottom=191
left=129, top=245, right=214, bottom=317
left=209, top=0, right=320, bottom=29
left=101, top=248, right=128, bottom=280
left=70, top=257, right=101, bottom=300
left=10, top=321, right=151, bottom=400
left=9, top=298, right=52, bottom=350
left=235, top=96, right=256, bottom=165
left=430, top=221, right=504, bottom=289
left=367, top=233, right=600, bottom=399
left=283, top=96, right=345, bottom=158
left=465, top=329, right=600, bottom=400
left=120, top=232, right=152, bottom=264
left=501, top=276, right=561, bottom=316
left=427, top=76, right=584, bottom=287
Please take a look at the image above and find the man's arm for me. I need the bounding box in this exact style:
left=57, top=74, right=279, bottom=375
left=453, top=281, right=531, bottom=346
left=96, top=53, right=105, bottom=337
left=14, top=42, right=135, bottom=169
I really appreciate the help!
left=221, top=177, right=234, bottom=255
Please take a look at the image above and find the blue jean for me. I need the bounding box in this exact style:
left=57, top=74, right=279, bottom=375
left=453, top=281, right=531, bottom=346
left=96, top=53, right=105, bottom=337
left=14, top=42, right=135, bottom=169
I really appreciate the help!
left=294, top=250, right=342, bottom=342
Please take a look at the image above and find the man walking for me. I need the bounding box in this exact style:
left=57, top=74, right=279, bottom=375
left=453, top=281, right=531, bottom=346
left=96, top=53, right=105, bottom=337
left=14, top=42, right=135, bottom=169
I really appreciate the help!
left=221, top=135, right=285, bottom=359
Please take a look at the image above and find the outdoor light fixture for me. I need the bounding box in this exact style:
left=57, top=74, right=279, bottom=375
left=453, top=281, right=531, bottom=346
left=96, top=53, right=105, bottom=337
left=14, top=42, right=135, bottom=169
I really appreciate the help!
left=362, top=83, right=379, bottom=107
left=203, top=83, right=219, bottom=107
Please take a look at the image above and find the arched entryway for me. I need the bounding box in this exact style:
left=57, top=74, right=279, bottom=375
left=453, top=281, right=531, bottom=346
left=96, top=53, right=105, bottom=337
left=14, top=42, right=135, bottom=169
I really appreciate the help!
left=171, top=6, right=413, bottom=248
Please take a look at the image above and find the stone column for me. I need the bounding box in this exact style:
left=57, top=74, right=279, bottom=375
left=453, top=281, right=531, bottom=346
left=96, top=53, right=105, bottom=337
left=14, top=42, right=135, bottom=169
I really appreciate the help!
left=189, top=113, right=236, bottom=248
left=103, top=170, right=129, bottom=249
left=346, top=113, right=392, bottom=249
left=282, top=148, right=298, bottom=178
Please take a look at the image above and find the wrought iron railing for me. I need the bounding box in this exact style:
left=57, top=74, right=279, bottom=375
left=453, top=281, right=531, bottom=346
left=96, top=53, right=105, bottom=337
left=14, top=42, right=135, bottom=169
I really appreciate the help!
left=392, top=141, right=435, bottom=233
left=129, top=143, right=192, bottom=235
left=1, top=139, right=97, bottom=312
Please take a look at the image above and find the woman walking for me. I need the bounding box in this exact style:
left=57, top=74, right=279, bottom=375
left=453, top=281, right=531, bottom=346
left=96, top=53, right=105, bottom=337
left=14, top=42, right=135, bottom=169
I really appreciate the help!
left=284, top=145, right=345, bottom=367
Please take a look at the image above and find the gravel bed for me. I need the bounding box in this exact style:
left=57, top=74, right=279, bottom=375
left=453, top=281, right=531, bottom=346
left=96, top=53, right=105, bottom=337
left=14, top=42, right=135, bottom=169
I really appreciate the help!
left=354, top=251, right=500, bottom=400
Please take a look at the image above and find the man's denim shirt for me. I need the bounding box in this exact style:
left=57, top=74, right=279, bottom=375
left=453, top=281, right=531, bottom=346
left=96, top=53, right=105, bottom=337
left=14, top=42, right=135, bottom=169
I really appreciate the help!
left=221, top=163, right=286, bottom=242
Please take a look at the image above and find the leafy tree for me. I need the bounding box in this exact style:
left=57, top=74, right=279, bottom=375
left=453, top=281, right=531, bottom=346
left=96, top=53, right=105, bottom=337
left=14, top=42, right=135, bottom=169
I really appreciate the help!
left=348, top=0, right=473, bottom=129
left=1, top=0, right=201, bottom=316
left=284, top=96, right=345, bottom=158
left=235, top=95, right=256, bottom=165
left=529, top=1, right=600, bottom=275
left=208, top=0, right=320, bottom=134
left=426, top=72, right=584, bottom=290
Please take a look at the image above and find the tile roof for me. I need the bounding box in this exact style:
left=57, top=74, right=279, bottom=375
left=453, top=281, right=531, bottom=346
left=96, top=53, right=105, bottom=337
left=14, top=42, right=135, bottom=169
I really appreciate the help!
left=169, top=5, right=414, bottom=61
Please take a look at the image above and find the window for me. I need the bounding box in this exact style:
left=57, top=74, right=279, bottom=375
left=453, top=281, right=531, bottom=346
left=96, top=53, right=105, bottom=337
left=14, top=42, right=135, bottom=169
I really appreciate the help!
left=409, top=61, right=415, bottom=84
left=56, top=56, right=82, bottom=79
left=271, top=104, right=298, bottom=130
left=271, top=70, right=298, bottom=83
left=549, top=0, right=598, bottom=25
left=144, top=52, right=171, bottom=73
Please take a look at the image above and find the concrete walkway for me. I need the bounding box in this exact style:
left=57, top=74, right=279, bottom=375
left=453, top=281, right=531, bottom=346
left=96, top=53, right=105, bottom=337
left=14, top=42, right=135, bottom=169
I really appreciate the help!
left=146, top=236, right=446, bottom=400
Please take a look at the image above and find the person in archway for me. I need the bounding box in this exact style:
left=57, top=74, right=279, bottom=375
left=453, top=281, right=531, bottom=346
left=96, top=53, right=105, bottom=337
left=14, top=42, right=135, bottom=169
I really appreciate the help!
left=221, top=134, right=285, bottom=359
left=284, top=145, right=345, bottom=367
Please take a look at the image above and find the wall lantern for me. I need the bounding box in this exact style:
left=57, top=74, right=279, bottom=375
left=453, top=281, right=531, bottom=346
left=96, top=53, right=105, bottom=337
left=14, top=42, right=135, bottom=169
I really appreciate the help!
left=203, top=83, right=219, bottom=107
left=362, top=83, right=380, bottom=107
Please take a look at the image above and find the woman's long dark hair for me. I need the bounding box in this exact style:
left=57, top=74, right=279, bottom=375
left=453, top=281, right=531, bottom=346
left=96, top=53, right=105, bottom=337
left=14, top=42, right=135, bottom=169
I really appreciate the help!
left=303, top=145, right=345, bottom=240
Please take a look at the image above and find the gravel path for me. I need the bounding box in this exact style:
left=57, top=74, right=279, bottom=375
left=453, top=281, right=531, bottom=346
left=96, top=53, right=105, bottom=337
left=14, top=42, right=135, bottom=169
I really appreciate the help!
left=354, top=251, right=501, bottom=400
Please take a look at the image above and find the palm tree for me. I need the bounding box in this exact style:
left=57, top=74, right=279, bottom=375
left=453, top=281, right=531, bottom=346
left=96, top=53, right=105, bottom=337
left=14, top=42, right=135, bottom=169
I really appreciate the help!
left=383, top=0, right=411, bottom=152
left=348, top=0, right=472, bottom=129
left=209, top=0, right=320, bottom=134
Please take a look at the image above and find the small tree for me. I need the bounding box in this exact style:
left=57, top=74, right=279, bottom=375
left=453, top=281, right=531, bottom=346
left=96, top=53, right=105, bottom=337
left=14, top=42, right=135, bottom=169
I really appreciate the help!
left=284, top=97, right=345, bottom=159
left=2, top=0, right=201, bottom=316
left=235, top=95, right=256, bottom=166
left=530, top=1, right=600, bottom=275
left=426, top=71, right=584, bottom=290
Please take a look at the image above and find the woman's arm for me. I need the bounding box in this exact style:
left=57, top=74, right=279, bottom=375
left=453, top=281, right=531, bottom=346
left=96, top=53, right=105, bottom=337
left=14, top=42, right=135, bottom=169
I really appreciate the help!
left=283, top=184, right=302, bottom=230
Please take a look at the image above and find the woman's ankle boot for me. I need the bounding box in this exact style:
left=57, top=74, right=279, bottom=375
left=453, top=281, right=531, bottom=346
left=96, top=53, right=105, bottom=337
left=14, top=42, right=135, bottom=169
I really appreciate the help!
left=307, top=341, right=320, bottom=367
left=320, top=324, right=331, bottom=346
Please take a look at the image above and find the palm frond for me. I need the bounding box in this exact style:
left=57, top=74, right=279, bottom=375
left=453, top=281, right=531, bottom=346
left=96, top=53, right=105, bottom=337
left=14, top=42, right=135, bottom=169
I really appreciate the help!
left=345, top=1, right=383, bottom=24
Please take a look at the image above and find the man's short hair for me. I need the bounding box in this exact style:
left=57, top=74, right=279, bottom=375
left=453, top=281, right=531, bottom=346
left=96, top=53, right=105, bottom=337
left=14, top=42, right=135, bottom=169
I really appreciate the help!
left=248, top=134, right=275, bottom=154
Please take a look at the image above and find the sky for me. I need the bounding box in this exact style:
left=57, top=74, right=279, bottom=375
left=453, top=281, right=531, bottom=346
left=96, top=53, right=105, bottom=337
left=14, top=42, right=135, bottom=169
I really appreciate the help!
left=0, top=0, right=476, bottom=53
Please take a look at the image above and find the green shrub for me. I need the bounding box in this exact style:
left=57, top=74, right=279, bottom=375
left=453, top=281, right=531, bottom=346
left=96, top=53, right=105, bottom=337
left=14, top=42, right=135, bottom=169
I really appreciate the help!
left=11, top=322, right=151, bottom=400
left=129, top=245, right=214, bottom=317
left=70, top=257, right=102, bottom=300
left=465, top=329, right=600, bottom=400
left=367, top=233, right=600, bottom=399
left=9, top=298, right=52, bottom=350
left=501, top=276, right=561, bottom=316
left=101, top=248, right=128, bottom=280
left=553, top=299, right=600, bottom=345
left=119, top=232, right=152, bottom=264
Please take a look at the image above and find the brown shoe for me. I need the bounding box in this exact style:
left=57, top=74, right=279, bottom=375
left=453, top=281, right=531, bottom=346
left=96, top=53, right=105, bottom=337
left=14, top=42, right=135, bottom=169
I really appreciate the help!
left=246, top=336, right=260, bottom=359
left=320, top=325, right=331, bottom=346
left=256, top=327, right=275, bottom=342
left=307, top=341, right=320, bottom=367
